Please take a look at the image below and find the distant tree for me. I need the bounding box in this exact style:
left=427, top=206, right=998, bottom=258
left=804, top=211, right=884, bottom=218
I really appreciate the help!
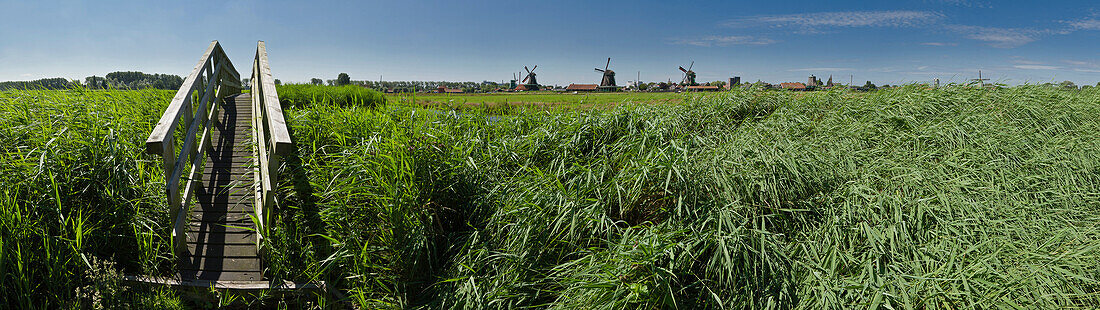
left=106, top=71, right=145, bottom=85
left=326, top=80, right=335, bottom=86
left=637, top=83, right=649, bottom=91
left=863, top=81, right=877, bottom=90
left=310, top=78, right=323, bottom=85
left=658, top=82, right=670, bottom=90
left=0, top=77, right=76, bottom=90
left=84, top=76, right=107, bottom=89
left=337, top=73, right=351, bottom=86
left=274, top=79, right=282, bottom=85
left=242, top=78, right=249, bottom=86
left=1060, top=80, right=1077, bottom=89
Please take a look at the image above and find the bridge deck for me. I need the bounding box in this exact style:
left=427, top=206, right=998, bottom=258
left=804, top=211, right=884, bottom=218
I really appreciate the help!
left=180, top=93, right=261, bottom=282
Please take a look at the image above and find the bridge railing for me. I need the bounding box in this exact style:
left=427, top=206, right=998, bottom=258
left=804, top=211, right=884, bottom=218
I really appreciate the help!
left=250, top=41, right=292, bottom=248
left=146, top=41, right=242, bottom=255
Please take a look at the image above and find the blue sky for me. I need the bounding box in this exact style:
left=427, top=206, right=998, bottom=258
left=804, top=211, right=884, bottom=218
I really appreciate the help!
left=1, top=0, right=1099, bottom=86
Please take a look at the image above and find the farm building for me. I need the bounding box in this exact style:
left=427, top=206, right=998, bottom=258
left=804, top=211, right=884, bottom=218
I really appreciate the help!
left=566, top=83, right=599, bottom=92
left=686, top=85, right=720, bottom=92
left=780, top=82, right=807, bottom=91
left=435, top=86, right=464, bottom=93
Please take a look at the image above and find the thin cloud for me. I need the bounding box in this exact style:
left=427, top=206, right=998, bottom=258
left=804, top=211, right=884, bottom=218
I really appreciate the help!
left=1065, top=18, right=1100, bottom=30
left=931, top=0, right=992, bottom=8
left=947, top=25, right=1038, bottom=48
left=787, top=67, right=853, bottom=72
left=1063, top=60, right=1100, bottom=73
left=1011, top=58, right=1045, bottom=65
left=671, top=35, right=778, bottom=47
left=1013, top=65, right=1061, bottom=70
left=722, top=11, right=945, bottom=31
left=920, top=42, right=957, bottom=46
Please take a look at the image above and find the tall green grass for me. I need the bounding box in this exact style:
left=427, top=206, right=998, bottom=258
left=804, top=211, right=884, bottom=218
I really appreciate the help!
left=0, top=88, right=183, bottom=308
left=3, top=85, right=1097, bottom=308
left=277, top=84, right=386, bottom=108
left=272, top=86, right=1100, bottom=308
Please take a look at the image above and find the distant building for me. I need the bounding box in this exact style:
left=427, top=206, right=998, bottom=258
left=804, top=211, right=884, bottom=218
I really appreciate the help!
left=436, top=86, right=464, bottom=93
left=686, top=85, right=720, bottom=91
left=807, top=75, right=822, bottom=88
left=728, top=77, right=741, bottom=89
left=780, top=82, right=807, bottom=90
left=566, top=83, right=599, bottom=91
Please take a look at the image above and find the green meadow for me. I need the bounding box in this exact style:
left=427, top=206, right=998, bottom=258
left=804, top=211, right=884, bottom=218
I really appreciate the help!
left=386, top=91, right=684, bottom=109
left=2, top=86, right=1099, bottom=308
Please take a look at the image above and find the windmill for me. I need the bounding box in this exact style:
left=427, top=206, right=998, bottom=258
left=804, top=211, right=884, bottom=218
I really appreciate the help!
left=594, top=57, right=618, bottom=90
left=519, top=65, right=540, bottom=91
left=678, top=61, right=698, bottom=86
left=970, top=70, right=989, bottom=87
left=510, top=72, right=518, bottom=90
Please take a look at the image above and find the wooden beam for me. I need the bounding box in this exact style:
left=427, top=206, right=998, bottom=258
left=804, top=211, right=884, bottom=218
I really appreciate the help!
left=146, top=41, right=217, bottom=155
left=256, top=41, right=293, bottom=155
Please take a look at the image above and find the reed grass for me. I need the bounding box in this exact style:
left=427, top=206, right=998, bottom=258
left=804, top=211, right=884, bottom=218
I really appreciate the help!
left=0, top=87, right=183, bottom=308
left=269, top=85, right=1100, bottom=308
left=3, top=85, right=1098, bottom=308
left=277, top=84, right=386, bottom=108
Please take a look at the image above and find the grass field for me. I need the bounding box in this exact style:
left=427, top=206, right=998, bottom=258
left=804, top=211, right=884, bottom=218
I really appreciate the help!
left=386, top=91, right=685, bottom=109
left=2, top=86, right=1099, bottom=308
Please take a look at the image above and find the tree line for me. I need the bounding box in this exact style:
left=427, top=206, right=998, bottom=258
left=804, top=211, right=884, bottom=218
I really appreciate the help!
left=0, top=71, right=184, bottom=90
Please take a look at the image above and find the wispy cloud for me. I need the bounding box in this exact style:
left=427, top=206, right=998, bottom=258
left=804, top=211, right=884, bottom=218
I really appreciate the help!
left=920, top=42, right=957, bottom=46
left=1011, top=58, right=1045, bottom=65
left=930, top=0, right=992, bottom=8
left=946, top=25, right=1039, bottom=48
left=1063, top=60, right=1100, bottom=73
left=1013, top=65, right=1061, bottom=70
left=722, top=11, right=945, bottom=32
left=1063, top=60, right=1092, bottom=66
left=1065, top=18, right=1100, bottom=30
left=670, top=35, right=778, bottom=47
left=787, top=67, right=853, bottom=72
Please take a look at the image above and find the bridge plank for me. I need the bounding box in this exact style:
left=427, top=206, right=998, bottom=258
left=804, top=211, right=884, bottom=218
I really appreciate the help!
left=177, top=93, right=264, bottom=282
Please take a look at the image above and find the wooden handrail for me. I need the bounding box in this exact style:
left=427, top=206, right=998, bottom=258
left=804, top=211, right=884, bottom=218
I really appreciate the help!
left=145, top=40, right=241, bottom=254
left=250, top=41, right=292, bottom=249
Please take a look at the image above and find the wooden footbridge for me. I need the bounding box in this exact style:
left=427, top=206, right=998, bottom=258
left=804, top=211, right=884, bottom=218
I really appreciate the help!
left=133, top=41, right=301, bottom=289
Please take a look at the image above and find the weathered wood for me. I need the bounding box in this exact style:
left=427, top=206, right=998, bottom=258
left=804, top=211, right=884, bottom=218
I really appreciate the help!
left=181, top=255, right=261, bottom=273
left=191, top=211, right=254, bottom=222
left=146, top=41, right=216, bottom=154
left=143, top=41, right=294, bottom=286
left=179, top=270, right=262, bottom=282
left=256, top=41, right=293, bottom=155
left=123, top=275, right=326, bottom=291
left=187, top=230, right=256, bottom=245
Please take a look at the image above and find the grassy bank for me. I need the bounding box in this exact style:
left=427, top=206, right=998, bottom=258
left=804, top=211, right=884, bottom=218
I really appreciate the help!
left=0, top=88, right=182, bottom=308
left=273, top=86, right=1100, bottom=308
